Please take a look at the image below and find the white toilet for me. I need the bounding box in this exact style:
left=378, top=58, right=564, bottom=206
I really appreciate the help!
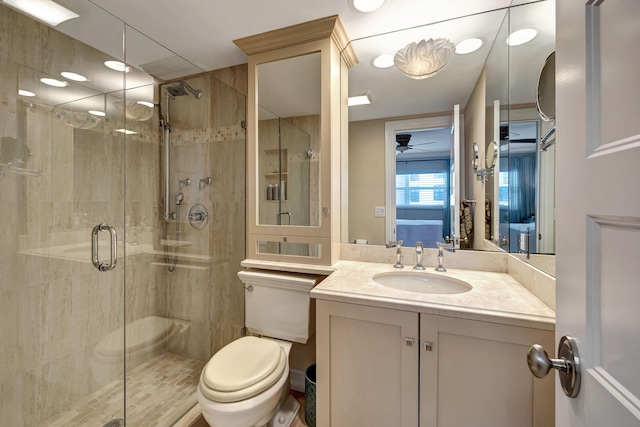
left=197, top=269, right=320, bottom=427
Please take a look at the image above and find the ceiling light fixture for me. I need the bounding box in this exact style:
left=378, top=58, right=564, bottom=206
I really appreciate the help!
left=394, top=38, right=455, bottom=80
left=372, top=54, right=395, bottom=69
left=40, top=77, right=68, bottom=87
left=507, top=28, right=538, bottom=46
left=350, top=0, right=385, bottom=13
left=18, top=89, right=36, bottom=97
left=104, top=61, right=131, bottom=73
left=348, top=95, right=371, bottom=107
left=88, top=110, right=105, bottom=117
left=61, top=71, right=88, bottom=81
left=455, top=38, right=483, bottom=55
left=1, top=0, right=79, bottom=26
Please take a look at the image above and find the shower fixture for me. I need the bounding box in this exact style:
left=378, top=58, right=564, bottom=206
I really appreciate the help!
left=175, top=192, right=184, bottom=206
left=199, top=177, right=212, bottom=189
left=164, top=81, right=203, bottom=99
left=179, top=178, right=191, bottom=189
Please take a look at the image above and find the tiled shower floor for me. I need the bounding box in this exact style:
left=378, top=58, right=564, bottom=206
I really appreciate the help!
left=44, top=353, right=205, bottom=427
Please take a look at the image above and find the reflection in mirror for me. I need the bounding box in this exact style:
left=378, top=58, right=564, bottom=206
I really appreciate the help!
left=346, top=0, right=556, bottom=276
left=507, top=0, right=556, bottom=275
left=257, top=52, right=320, bottom=228
left=257, top=240, right=321, bottom=258
left=485, top=141, right=497, bottom=169
left=394, top=126, right=451, bottom=249
left=472, top=142, right=480, bottom=170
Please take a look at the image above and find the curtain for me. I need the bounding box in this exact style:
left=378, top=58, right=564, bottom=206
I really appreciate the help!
left=509, top=153, right=536, bottom=223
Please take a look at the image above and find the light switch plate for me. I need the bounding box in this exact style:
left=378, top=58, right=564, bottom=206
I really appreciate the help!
left=374, top=206, right=385, bottom=217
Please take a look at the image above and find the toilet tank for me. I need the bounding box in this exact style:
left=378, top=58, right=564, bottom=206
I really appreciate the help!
left=238, top=269, right=321, bottom=344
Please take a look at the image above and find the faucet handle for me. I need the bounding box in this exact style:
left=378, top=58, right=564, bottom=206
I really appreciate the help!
left=387, top=240, right=404, bottom=268
left=386, top=240, right=403, bottom=248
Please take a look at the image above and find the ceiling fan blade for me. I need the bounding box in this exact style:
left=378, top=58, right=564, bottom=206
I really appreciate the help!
left=409, top=141, right=437, bottom=147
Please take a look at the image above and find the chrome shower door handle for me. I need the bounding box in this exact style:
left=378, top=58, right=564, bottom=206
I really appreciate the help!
left=92, top=223, right=118, bottom=272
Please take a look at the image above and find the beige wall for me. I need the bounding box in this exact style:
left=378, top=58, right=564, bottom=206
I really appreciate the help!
left=348, top=119, right=387, bottom=245
left=162, top=71, right=247, bottom=360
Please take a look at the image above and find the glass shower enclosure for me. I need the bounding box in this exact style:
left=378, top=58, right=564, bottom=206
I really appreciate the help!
left=0, top=2, right=246, bottom=425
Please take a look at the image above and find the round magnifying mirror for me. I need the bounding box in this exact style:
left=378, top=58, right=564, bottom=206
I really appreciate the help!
left=536, top=51, right=555, bottom=122
left=485, top=141, right=498, bottom=169
left=472, top=142, right=479, bottom=170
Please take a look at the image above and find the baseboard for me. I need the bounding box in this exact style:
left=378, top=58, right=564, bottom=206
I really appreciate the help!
left=290, top=368, right=305, bottom=393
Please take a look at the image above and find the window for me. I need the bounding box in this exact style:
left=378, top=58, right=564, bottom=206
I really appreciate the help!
left=396, top=172, right=447, bottom=206
left=498, top=171, right=509, bottom=206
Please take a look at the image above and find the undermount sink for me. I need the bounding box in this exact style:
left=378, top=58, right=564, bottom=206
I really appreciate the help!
left=372, top=271, right=472, bottom=295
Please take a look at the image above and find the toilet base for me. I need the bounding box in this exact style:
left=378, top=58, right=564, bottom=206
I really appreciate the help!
left=266, top=394, right=300, bottom=427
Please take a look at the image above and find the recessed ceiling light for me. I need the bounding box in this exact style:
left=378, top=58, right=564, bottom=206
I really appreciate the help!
left=114, top=129, right=137, bottom=135
left=507, top=28, right=538, bottom=46
left=40, top=77, right=68, bottom=87
left=104, top=61, right=131, bottom=73
left=60, top=71, right=88, bottom=81
left=455, top=38, right=483, bottom=54
left=18, top=89, right=36, bottom=97
left=136, top=101, right=154, bottom=108
left=88, top=110, right=105, bottom=117
left=1, top=0, right=79, bottom=26
left=348, top=95, right=371, bottom=107
left=350, top=0, right=385, bottom=13
left=372, top=54, right=395, bottom=69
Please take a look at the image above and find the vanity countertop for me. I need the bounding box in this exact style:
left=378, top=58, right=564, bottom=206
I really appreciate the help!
left=310, top=260, right=555, bottom=331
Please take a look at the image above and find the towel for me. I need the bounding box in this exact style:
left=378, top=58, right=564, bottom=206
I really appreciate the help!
left=485, top=199, right=491, bottom=240
left=460, top=200, right=473, bottom=247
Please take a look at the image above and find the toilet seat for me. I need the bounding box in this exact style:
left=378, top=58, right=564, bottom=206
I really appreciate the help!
left=199, top=336, right=287, bottom=403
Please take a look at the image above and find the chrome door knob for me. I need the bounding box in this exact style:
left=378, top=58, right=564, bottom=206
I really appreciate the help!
left=527, top=335, right=581, bottom=398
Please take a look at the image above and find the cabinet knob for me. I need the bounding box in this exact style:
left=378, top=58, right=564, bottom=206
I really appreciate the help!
left=405, top=337, right=414, bottom=346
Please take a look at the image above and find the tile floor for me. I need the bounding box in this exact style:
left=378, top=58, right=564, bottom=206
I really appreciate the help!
left=43, top=353, right=205, bottom=427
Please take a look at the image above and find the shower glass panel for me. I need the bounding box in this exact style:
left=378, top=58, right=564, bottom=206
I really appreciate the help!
left=0, top=3, right=127, bottom=425
left=1, top=3, right=246, bottom=425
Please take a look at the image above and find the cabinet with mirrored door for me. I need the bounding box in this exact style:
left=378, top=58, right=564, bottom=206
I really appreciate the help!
left=235, top=16, right=357, bottom=266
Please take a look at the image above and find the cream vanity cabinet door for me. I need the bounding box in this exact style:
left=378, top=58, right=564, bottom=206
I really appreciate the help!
left=316, top=300, right=419, bottom=427
left=419, top=314, right=555, bottom=427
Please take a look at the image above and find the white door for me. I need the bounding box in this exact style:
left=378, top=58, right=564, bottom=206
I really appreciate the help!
left=555, top=1, right=640, bottom=425
left=450, top=104, right=461, bottom=248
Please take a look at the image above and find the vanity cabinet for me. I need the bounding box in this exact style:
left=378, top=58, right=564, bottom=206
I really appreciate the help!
left=316, top=300, right=419, bottom=427
left=419, top=314, right=554, bottom=427
left=316, top=300, right=555, bottom=427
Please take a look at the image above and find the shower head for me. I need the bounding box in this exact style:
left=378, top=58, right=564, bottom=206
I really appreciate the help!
left=175, top=192, right=184, bottom=206
left=164, top=81, right=202, bottom=99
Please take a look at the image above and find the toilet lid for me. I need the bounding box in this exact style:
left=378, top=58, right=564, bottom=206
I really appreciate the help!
left=199, top=336, right=286, bottom=403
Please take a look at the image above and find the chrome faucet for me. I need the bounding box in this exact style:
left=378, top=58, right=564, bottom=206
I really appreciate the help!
left=435, top=238, right=455, bottom=272
left=413, top=241, right=426, bottom=270
left=386, top=240, right=404, bottom=269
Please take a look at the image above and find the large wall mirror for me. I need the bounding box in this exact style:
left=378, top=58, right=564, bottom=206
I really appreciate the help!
left=344, top=0, right=556, bottom=276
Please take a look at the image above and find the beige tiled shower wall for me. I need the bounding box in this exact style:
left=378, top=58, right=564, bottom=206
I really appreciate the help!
left=162, top=70, right=247, bottom=360
left=0, top=4, right=247, bottom=425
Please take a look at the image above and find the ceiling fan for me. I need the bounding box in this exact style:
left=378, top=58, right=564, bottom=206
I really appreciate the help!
left=395, top=134, right=436, bottom=155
